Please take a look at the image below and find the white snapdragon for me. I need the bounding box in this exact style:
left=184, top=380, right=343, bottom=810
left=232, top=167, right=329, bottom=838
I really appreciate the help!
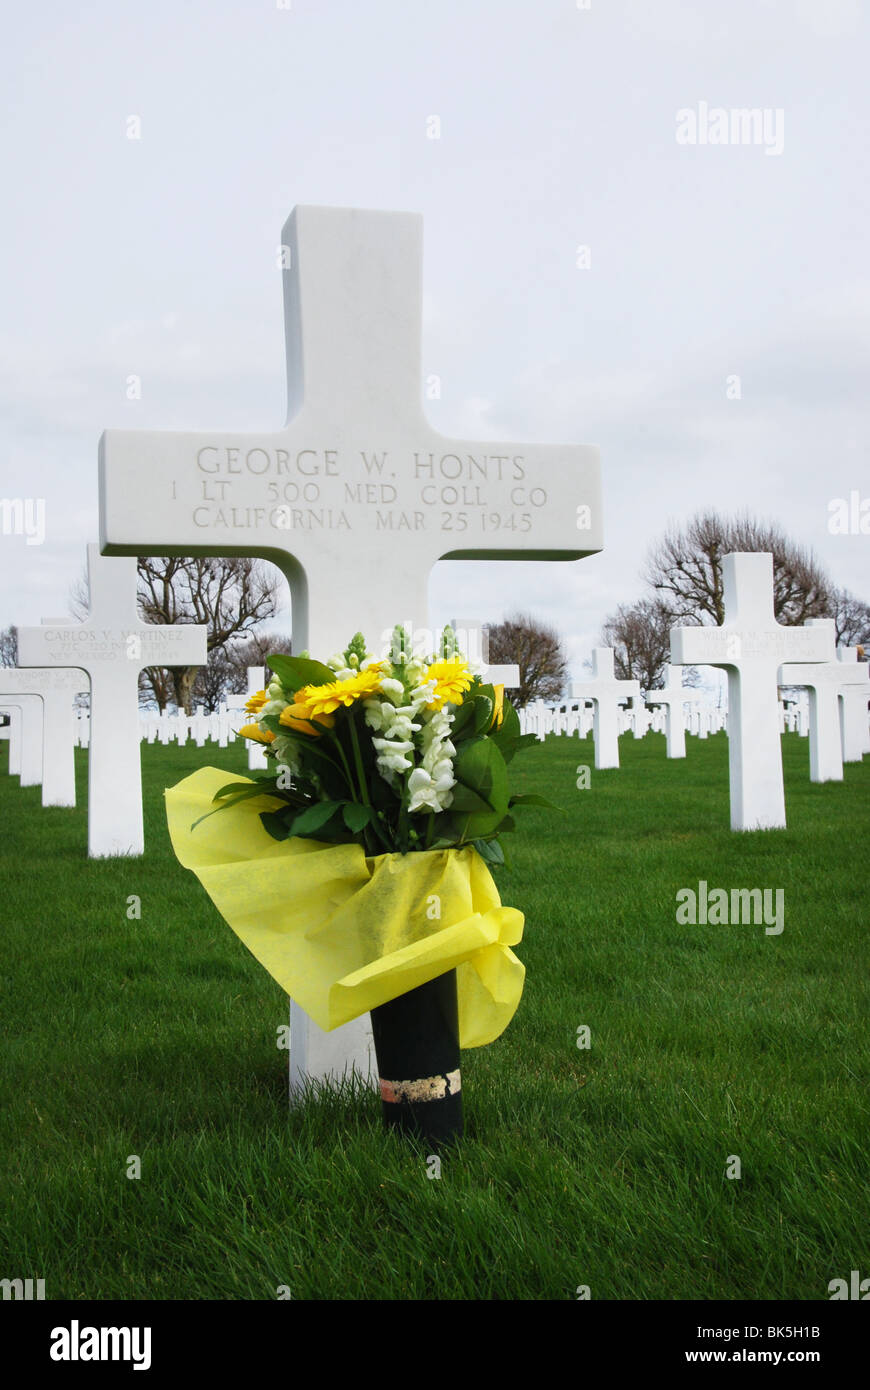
left=421, top=710, right=455, bottom=763
left=363, top=698, right=389, bottom=732
left=363, top=699, right=422, bottom=738
left=410, top=677, right=436, bottom=699
left=365, top=656, right=459, bottom=809
left=372, top=737, right=416, bottom=781
left=421, top=707, right=453, bottom=749
left=405, top=705, right=457, bottom=812
left=406, top=763, right=455, bottom=813
left=262, top=699, right=288, bottom=719
left=378, top=677, right=406, bottom=703
left=370, top=686, right=424, bottom=784
left=387, top=710, right=421, bottom=741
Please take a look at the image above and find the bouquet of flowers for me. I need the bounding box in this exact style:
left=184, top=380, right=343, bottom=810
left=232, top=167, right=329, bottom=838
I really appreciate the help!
left=165, top=625, right=553, bottom=1144
left=222, top=624, right=548, bottom=863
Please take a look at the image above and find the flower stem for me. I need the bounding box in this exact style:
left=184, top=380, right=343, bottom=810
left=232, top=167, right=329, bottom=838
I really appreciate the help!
left=347, top=712, right=371, bottom=807
left=327, top=728, right=357, bottom=800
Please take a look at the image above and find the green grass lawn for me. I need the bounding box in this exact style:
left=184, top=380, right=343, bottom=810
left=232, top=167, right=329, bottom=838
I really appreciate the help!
left=1, top=731, right=867, bottom=1301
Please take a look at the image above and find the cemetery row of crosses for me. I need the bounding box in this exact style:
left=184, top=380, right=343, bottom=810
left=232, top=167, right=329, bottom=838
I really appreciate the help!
left=3, top=206, right=868, bottom=1095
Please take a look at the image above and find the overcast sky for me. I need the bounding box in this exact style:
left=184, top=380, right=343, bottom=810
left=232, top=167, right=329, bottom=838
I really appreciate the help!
left=1, top=0, right=867, bottom=679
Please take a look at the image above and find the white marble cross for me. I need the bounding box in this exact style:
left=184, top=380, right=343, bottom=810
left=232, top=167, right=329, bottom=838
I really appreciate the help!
left=0, top=706, right=22, bottom=772
left=215, top=705, right=231, bottom=749
left=223, top=666, right=268, bottom=769
left=570, top=648, right=639, bottom=769
left=17, top=544, right=207, bottom=856
left=628, top=695, right=648, bottom=739
left=0, top=695, right=43, bottom=786
left=0, top=703, right=26, bottom=778
left=0, top=668, right=87, bottom=806
left=779, top=621, right=862, bottom=782
left=98, top=205, right=603, bottom=1093
left=99, top=205, right=602, bottom=659
left=190, top=705, right=208, bottom=748
left=521, top=699, right=549, bottom=742
left=835, top=647, right=870, bottom=763
left=645, top=663, right=701, bottom=758
left=671, top=553, right=830, bottom=830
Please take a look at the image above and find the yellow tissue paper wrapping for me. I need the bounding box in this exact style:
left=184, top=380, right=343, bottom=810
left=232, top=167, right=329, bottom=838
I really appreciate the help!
left=165, top=767, right=526, bottom=1049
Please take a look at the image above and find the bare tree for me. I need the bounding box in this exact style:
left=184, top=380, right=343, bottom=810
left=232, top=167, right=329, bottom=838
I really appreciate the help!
left=185, top=630, right=295, bottom=713
left=138, top=664, right=175, bottom=713
left=599, top=598, right=687, bottom=694
left=72, top=557, right=285, bottom=713
left=485, top=613, right=568, bottom=706
left=224, top=630, right=294, bottom=689
left=191, top=646, right=237, bottom=714
left=0, top=625, right=17, bottom=667
left=645, top=511, right=833, bottom=627
left=829, top=588, right=870, bottom=649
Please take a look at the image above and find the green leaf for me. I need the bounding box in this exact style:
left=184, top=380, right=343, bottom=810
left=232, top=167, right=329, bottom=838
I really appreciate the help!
left=514, top=732, right=539, bottom=750
left=212, top=778, right=277, bottom=801
left=267, top=654, right=336, bottom=693
left=472, top=693, right=494, bottom=735
left=473, top=836, right=505, bottom=868
left=452, top=737, right=509, bottom=838
left=342, top=802, right=373, bottom=833
left=449, top=781, right=498, bottom=815
left=290, top=800, right=345, bottom=835
left=495, top=731, right=539, bottom=763
left=509, top=793, right=564, bottom=811
left=454, top=737, right=508, bottom=806
left=191, top=780, right=284, bottom=830
left=260, top=810, right=292, bottom=841
left=490, top=704, right=533, bottom=763
left=491, top=699, right=520, bottom=744
left=449, top=700, right=477, bottom=740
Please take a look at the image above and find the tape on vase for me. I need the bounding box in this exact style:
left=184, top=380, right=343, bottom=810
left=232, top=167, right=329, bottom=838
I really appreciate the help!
left=379, top=1069, right=462, bottom=1104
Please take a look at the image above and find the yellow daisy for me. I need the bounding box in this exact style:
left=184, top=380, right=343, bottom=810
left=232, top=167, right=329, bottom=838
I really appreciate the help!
left=245, top=689, right=268, bottom=715
left=426, top=657, right=474, bottom=710
left=295, top=667, right=384, bottom=719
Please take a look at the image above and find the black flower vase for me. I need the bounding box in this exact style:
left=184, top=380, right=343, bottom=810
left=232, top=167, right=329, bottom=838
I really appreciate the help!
left=370, top=968, right=463, bottom=1145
